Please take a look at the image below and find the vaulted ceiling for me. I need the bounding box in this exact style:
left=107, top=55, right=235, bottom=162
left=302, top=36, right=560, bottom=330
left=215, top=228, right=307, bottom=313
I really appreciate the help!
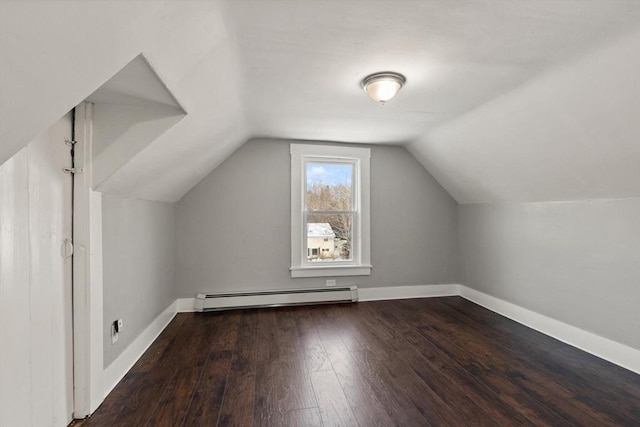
left=1, top=0, right=638, bottom=203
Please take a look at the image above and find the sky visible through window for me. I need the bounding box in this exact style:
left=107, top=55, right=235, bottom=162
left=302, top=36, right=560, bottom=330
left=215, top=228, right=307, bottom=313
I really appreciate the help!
left=306, top=162, right=352, bottom=188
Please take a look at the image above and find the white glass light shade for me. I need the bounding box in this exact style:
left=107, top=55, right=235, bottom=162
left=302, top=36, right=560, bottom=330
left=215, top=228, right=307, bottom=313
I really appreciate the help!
left=361, top=72, right=406, bottom=104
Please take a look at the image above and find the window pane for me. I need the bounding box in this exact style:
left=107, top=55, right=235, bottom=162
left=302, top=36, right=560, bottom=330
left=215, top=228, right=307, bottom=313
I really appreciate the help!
left=306, top=162, right=353, bottom=211
left=306, top=213, right=353, bottom=262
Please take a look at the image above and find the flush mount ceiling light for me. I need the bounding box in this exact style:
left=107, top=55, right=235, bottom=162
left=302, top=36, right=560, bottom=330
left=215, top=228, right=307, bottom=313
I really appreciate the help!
left=361, top=71, right=406, bottom=104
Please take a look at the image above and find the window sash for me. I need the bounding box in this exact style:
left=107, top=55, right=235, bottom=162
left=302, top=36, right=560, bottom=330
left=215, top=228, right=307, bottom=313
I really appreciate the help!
left=303, top=157, right=359, bottom=266
left=304, top=159, right=356, bottom=212
left=303, top=211, right=356, bottom=266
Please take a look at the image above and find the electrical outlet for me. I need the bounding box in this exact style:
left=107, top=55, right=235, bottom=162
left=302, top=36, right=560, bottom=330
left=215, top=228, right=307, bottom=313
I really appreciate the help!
left=326, top=279, right=336, bottom=287
left=111, top=322, right=119, bottom=344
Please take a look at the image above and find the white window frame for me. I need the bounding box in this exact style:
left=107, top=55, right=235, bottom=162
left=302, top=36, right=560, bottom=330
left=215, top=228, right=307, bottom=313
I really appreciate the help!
left=290, top=143, right=371, bottom=278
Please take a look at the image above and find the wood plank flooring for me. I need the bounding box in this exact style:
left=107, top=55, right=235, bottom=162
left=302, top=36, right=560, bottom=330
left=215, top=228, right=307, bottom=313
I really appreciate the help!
left=80, top=297, right=640, bottom=426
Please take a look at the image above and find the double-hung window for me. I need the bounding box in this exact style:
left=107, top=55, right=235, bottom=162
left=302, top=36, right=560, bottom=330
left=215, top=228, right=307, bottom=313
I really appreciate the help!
left=290, top=144, right=371, bottom=278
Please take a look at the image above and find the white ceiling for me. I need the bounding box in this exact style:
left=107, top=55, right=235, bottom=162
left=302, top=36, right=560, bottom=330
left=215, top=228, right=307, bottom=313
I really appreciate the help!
left=1, top=0, right=638, bottom=203
left=85, top=55, right=184, bottom=110
left=409, top=28, right=640, bottom=203
left=87, top=55, right=187, bottom=190
left=227, top=0, right=640, bottom=145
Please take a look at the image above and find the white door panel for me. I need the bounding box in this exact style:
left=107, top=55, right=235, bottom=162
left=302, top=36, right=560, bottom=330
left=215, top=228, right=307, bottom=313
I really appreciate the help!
left=0, top=113, right=74, bottom=426
left=0, top=148, right=33, bottom=426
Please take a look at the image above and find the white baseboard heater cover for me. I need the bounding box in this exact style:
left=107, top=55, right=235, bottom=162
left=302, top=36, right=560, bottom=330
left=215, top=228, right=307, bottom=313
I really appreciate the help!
left=195, top=286, right=358, bottom=312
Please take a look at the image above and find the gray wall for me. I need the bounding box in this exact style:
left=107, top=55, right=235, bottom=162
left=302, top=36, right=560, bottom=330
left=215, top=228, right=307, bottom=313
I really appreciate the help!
left=458, top=198, right=640, bottom=349
left=176, top=138, right=458, bottom=295
left=102, top=194, right=177, bottom=367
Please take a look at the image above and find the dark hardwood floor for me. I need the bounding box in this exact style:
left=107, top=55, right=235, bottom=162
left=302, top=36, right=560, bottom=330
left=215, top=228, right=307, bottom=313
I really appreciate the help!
left=80, top=297, right=640, bottom=426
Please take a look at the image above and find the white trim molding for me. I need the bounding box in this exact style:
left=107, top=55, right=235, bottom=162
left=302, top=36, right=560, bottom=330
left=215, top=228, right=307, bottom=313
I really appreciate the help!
left=73, top=103, right=105, bottom=416
left=290, top=265, right=373, bottom=278
left=290, top=143, right=371, bottom=278
left=176, top=297, right=197, bottom=312
left=359, top=284, right=460, bottom=301
left=458, top=286, right=640, bottom=374
left=102, top=301, right=178, bottom=399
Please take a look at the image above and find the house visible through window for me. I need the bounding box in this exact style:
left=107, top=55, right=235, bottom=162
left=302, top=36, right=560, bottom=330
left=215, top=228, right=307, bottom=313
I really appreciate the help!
left=290, top=144, right=371, bottom=278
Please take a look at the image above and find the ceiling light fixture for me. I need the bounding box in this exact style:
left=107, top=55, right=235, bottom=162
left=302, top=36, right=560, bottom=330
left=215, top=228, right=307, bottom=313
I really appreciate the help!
left=361, top=72, right=406, bottom=104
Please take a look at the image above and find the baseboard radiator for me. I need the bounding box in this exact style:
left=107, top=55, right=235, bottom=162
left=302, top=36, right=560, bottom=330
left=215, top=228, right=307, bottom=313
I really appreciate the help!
left=195, top=286, right=358, bottom=312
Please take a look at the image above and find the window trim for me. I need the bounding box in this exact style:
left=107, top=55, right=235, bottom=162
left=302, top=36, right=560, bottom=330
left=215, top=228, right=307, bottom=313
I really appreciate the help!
left=290, top=143, right=371, bottom=278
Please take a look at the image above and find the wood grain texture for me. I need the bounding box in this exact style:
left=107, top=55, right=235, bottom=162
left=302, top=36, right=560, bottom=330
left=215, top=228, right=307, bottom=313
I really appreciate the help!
left=309, top=370, right=357, bottom=427
left=79, top=298, right=640, bottom=427
left=218, top=310, right=258, bottom=427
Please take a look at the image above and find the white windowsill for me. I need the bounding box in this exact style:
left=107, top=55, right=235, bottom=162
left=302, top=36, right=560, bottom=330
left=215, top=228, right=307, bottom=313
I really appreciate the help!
left=290, top=264, right=372, bottom=278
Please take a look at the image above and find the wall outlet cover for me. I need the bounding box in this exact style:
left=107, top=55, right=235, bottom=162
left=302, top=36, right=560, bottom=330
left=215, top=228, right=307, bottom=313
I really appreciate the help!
left=111, top=324, right=119, bottom=344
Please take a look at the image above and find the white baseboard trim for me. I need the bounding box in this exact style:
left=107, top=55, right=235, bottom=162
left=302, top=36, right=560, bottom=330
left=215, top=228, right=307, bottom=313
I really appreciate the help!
left=176, top=297, right=196, bottom=312
left=102, top=301, right=178, bottom=398
left=358, top=284, right=459, bottom=301
left=458, top=286, right=640, bottom=374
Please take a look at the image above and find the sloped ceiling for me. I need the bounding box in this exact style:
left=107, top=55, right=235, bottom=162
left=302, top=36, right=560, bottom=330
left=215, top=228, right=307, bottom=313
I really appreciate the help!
left=409, top=28, right=640, bottom=203
left=87, top=55, right=187, bottom=190
left=1, top=0, right=639, bottom=203
left=0, top=0, right=249, bottom=202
